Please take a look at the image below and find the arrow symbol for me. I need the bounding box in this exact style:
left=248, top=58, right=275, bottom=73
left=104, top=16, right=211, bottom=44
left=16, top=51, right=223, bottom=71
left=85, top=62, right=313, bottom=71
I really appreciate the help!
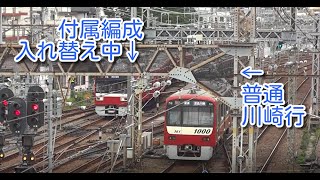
left=126, top=40, right=139, bottom=63
left=240, top=66, right=264, bottom=79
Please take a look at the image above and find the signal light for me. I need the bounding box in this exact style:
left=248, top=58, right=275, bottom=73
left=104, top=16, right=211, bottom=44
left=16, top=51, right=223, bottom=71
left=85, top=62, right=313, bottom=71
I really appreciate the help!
left=27, top=86, right=45, bottom=129
left=1, top=94, right=8, bottom=99
left=0, top=87, right=14, bottom=124
left=22, top=152, right=35, bottom=163
left=2, top=100, right=8, bottom=106
left=14, top=110, right=21, bottom=116
left=31, top=104, right=39, bottom=111
left=8, top=98, right=27, bottom=136
left=13, top=103, right=20, bottom=109
left=0, top=150, right=4, bottom=158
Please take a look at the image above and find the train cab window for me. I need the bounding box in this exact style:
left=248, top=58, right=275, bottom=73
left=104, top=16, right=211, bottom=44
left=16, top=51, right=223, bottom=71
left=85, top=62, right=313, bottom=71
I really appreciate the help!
left=95, top=78, right=127, bottom=94
left=166, top=100, right=214, bottom=127
left=167, top=106, right=181, bottom=126
left=182, top=106, right=213, bottom=127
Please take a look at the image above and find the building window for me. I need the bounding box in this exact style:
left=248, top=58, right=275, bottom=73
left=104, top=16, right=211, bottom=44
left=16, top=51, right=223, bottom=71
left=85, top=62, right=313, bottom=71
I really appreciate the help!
left=220, top=17, right=224, bottom=23
left=81, top=76, right=86, bottom=85
left=50, top=11, right=55, bottom=20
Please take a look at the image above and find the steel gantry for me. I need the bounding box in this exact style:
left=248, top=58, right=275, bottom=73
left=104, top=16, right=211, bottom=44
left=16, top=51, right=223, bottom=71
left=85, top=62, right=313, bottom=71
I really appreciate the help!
left=227, top=7, right=258, bottom=173
left=310, top=19, right=320, bottom=130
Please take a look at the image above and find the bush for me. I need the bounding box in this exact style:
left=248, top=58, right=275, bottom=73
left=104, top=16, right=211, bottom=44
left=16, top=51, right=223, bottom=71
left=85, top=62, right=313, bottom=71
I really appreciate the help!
left=66, top=91, right=93, bottom=107
left=300, top=130, right=310, bottom=150
left=296, top=151, right=305, bottom=164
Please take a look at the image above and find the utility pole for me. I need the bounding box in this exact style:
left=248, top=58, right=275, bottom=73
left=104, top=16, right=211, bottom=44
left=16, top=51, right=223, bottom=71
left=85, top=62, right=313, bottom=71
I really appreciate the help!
left=247, top=7, right=256, bottom=173
left=231, top=7, right=240, bottom=173
left=133, top=73, right=148, bottom=164
left=30, top=7, right=33, bottom=44
left=287, top=55, right=296, bottom=172
left=0, top=7, right=3, bottom=44
left=146, top=8, right=150, bottom=28
left=129, top=7, right=138, bottom=163
left=47, top=62, right=54, bottom=173
left=287, top=7, right=297, bottom=172
left=310, top=18, right=320, bottom=131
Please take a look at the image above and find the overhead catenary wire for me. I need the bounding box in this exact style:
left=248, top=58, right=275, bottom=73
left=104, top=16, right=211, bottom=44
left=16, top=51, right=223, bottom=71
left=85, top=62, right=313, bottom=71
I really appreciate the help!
left=273, top=7, right=318, bottom=48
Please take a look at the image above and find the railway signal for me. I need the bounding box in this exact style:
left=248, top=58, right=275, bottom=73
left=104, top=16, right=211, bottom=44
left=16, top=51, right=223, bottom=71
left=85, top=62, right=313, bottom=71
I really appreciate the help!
left=276, top=41, right=284, bottom=50
left=52, top=90, right=62, bottom=118
left=27, top=86, right=45, bottom=129
left=21, top=135, right=35, bottom=165
left=0, top=135, right=4, bottom=159
left=7, top=97, right=27, bottom=136
left=0, top=86, right=14, bottom=124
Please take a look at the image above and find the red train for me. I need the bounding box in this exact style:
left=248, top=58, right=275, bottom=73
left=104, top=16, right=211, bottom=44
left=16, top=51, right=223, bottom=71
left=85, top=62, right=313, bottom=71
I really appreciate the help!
left=94, top=54, right=194, bottom=117
left=164, top=87, right=231, bottom=160
left=94, top=76, right=162, bottom=117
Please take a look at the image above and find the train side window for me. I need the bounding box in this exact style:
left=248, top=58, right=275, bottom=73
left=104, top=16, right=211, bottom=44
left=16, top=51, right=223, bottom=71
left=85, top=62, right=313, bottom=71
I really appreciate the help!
left=216, top=104, right=221, bottom=126
left=221, top=104, right=226, bottom=122
left=222, top=104, right=225, bottom=116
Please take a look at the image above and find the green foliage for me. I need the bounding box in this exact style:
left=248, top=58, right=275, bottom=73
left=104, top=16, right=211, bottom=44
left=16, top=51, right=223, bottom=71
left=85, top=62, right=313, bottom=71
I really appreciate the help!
left=296, top=151, right=305, bottom=164
left=300, top=130, right=310, bottom=150
left=316, top=128, right=320, bottom=138
left=297, top=130, right=310, bottom=164
left=66, top=91, right=93, bottom=107
left=296, top=128, right=320, bottom=164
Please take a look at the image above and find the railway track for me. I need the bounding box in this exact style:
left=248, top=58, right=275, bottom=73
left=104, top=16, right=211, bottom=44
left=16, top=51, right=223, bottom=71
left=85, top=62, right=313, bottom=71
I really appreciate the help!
left=10, top=80, right=186, bottom=173
left=0, top=109, right=103, bottom=173
left=51, top=117, right=122, bottom=173
left=161, top=160, right=205, bottom=173
left=0, top=109, right=96, bottom=161
left=256, top=55, right=312, bottom=173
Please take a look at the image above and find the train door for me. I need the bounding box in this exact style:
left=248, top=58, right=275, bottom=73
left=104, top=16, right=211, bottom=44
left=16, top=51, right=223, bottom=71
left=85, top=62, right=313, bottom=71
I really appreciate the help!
left=217, top=103, right=225, bottom=141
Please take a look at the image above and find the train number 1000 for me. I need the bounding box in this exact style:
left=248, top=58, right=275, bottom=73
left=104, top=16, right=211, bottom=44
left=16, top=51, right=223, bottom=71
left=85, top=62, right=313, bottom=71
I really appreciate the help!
left=194, top=129, right=211, bottom=134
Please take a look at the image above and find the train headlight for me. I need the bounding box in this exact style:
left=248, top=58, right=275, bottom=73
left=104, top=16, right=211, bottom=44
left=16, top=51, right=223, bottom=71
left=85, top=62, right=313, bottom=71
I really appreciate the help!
left=169, top=136, right=176, bottom=140
left=23, top=156, right=27, bottom=161
left=202, top=137, right=210, bottom=141
left=185, top=145, right=192, bottom=150
left=120, top=97, right=127, bottom=102
left=96, top=97, right=104, bottom=101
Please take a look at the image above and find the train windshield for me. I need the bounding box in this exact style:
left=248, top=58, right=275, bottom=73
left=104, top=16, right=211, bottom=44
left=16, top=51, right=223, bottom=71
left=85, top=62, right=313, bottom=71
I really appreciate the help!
left=167, top=107, right=181, bottom=126
left=96, top=78, right=127, bottom=94
left=166, top=100, right=214, bottom=127
left=182, top=107, right=213, bottom=127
